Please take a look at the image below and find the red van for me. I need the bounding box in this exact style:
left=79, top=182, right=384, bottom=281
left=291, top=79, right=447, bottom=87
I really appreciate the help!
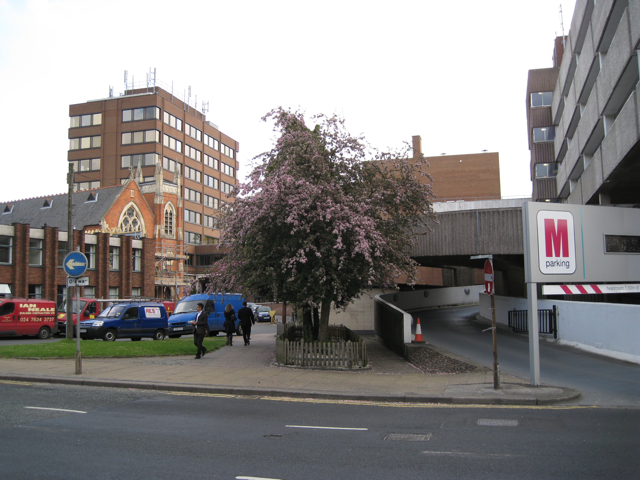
left=0, top=298, right=57, bottom=339
left=57, top=298, right=102, bottom=335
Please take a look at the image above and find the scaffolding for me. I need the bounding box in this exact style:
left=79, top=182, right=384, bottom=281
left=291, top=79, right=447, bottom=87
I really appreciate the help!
left=155, top=239, right=189, bottom=302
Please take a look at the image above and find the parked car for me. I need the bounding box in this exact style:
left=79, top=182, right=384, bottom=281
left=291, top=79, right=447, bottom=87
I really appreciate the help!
left=79, top=302, right=169, bottom=341
left=254, top=305, right=272, bottom=322
left=0, top=298, right=57, bottom=339
left=166, top=293, right=245, bottom=338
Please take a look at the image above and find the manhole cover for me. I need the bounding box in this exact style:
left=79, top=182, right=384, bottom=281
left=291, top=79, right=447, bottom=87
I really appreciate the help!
left=477, top=419, right=518, bottom=427
left=384, top=433, right=432, bottom=441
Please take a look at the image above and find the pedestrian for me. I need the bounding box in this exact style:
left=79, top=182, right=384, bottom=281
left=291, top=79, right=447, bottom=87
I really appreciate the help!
left=237, top=301, right=255, bottom=346
left=223, top=303, right=236, bottom=346
left=191, top=303, right=208, bottom=359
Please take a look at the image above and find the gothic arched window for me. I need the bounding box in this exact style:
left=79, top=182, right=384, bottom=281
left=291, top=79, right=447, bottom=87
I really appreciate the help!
left=119, top=205, right=143, bottom=234
left=164, top=203, right=175, bottom=236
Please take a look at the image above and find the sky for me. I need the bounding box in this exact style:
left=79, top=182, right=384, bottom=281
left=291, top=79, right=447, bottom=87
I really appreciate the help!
left=0, top=0, right=575, bottom=203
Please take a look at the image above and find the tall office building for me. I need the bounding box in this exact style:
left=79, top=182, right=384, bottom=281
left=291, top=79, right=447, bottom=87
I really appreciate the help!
left=527, top=0, right=640, bottom=204
left=68, top=82, right=240, bottom=294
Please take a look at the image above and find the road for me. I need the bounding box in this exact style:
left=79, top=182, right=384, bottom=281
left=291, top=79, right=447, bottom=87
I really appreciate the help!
left=1, top=382, right=638, bottom=479
left=412, top=306, right=640, bottom=407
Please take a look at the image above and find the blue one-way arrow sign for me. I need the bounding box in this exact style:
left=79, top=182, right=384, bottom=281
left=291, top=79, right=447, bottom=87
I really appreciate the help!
left=63, top=251, right=88, bottom=277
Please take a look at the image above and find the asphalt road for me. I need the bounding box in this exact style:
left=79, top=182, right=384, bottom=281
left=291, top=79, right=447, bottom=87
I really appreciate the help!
left=1, top=382, right=638, bottom=479
left=412, top=306, right=640, bottom=407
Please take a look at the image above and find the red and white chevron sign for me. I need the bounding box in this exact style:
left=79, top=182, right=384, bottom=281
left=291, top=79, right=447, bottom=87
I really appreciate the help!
left=543, top=284, right=640, bottom=295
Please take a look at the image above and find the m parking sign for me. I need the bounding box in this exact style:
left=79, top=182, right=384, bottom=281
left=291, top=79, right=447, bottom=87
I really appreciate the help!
left=537, top=210, right=576, bottom=275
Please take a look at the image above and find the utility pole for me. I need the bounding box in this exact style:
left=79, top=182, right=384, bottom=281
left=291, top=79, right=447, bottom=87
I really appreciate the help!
left=66, top=164, right=74, bottom=339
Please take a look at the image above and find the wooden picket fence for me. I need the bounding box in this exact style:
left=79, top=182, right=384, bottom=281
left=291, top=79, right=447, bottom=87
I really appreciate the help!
left=276, top=325, right=368, bottom=369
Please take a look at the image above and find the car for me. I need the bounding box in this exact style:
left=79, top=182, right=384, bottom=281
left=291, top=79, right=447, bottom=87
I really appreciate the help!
left=79, top=302, right=168, bottom=341
left=0, top=298, right=57, bottom=339
left=166, top=293, right=245, bottom=338
left=254, top=305, right=272, bottom=322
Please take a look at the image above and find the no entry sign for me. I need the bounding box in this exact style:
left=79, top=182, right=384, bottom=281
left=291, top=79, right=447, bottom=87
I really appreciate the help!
left=484, top=259, right=494, bottom=295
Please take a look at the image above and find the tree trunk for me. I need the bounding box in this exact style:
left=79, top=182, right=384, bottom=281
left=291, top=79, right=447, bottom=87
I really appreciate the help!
left=302, top=306, right=313, bottom=342
left=282, top=301, right=287, bottom=324
left=317, top=298, right=331, bottom=342
left=312, top=307, right=320, bottom=341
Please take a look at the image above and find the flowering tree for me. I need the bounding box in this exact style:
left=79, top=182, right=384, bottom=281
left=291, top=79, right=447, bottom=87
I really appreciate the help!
left=192, top=108, right=435, bottom=341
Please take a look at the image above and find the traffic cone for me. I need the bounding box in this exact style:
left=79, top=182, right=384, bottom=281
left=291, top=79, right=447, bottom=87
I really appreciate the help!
left=414, top=318, right=425, bottom=343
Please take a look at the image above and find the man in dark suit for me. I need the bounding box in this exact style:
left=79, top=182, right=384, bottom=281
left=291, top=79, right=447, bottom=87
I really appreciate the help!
left=192, top=303, right=208, bottom=359
left=237, top=301, right=255, bottom=346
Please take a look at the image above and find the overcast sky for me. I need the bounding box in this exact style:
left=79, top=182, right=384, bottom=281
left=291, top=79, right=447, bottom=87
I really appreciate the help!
left=0, top=0, right=575, bottom=203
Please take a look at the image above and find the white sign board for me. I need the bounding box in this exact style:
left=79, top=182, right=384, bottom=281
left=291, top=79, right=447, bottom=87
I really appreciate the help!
left=144, top=307, right=161, bottom=318
left=523, top=202, right=640, bottom=283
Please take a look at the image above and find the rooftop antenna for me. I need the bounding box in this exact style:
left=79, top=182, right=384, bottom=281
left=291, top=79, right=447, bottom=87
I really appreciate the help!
left=202, top=101, right=209, bottom=116
left=124, top=70, right=128, bottom=90
left=109, top=86, right=114, bottom=98
left=560, top=5, right=566, bottom=48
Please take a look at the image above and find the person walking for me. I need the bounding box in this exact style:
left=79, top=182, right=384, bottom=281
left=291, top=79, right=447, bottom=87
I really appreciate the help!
left=223, top=303, right=236, bottom=346
left=191, top=303, right=208, bottom=359
left=237, top=301, right=255, bottom=346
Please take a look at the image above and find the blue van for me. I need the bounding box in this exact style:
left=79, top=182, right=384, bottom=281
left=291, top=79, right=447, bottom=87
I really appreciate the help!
left=79, top=302, right=169, bottom=341
left=166, top=293, right=245, bottom=338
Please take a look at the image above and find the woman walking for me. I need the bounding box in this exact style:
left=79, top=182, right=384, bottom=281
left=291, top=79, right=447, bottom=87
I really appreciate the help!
left=223, top=303, right=236, bottom=346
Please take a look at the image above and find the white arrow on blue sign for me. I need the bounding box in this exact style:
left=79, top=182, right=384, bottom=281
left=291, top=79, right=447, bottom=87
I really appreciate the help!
left=63, top=251, right=88, bottom=277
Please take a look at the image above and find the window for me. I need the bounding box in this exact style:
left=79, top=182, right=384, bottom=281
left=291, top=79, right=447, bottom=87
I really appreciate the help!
left=131, top=287, right=141, bottom=297
left=70, top=113, right=102, bottom=128
left=184, top=166, right=201, bottom=183
left=132, top=249, right=142, bottom=272
left=221, top=143, right=235, bottom=159
left=164, top=204, right=175, bottom=236
left=185, top=232, right=202, bottom=245
left=204, top=134, right=219, bottom=151
left=204, top=215, right=218, bottom=229
left=110, top=246, right=120, bottom=270
left=122, top=129, right=160, bottom=145
left=204, top=174, right=219, bottom=190
left=0, top=236, right=12, bottom=264
left=185, top=209, right=202, bottom=225
left=121, top=153, right=159, bottom=169
left=531, top=92, right=553, bottom=107
left=204, top=195, right=219, bottom=210
left=163, top=134, right=182, bottom=153
left=122, top=107, right=160, bottom=122
left=70, top=158, right=100, bottom=172
left=29, top=238, right=43, bottom=266
left=109, top=287, right=119, bottom=299
left=204, top=154, right=219, bottom=170
left=221, top=181, right=233, bottom=194
left=533, top=127, right=556, bottom=142
left=28, top=285, right=42, bottom=299
left=185, top=188, right=201, bottom=204
left=535, top=163, right=559, bottom=178
left=163, top=156, right=178, bottom=172
left=163, top=111, right=183, bottom=131
left=83, top=286, right=96, bottom=298
left=74, top=181, right=100, bottom=192
left=119, top=206, right=142, bottom=234
left=69, top=136, right=101, bottom=150
left=203, top=235, right=219, bottom=245
left=221, top=162, right=235, bottom=178
left=85, top=244, right=96, bottom=269
left=58, top=243, right=67, bottom=267
left=185, top=144, right=202, bottom=162
left=185, top=124, right=202, bottom=141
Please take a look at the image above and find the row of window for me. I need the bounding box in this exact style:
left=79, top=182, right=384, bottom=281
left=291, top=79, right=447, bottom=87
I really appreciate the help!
left=185, top=187, right=201, bottom=204
left=164, top=133, right=182, bottom=153
left=0, top=236, right=141, bottom=271
left=122, top=129, right=160, bottom=145
left=16, top=285, right=139, bottom=301
left=69, top=136, right=101, bottom=150
left=221, top=143, right=235, bottom=159
left=123, top=107, right=160, bottom=123
left=122, top=152, right=160, bottom=169
left=70, top=113, right=102, bottom=128
left=204, top=133, right=219, bottom=151
left=186, top=124, right=202, bottom=142
left=531, top=91, right=553, bottom=108
left=185, top=209, right=201, bottom=225
left=185, top=144, right=201, bottom=162
left=70, top=158, right=100, bottom=172
left=164, top=111, right=183, bottom=131
left=184, top=232, right=219, bottom=246
left=533, top=126, right=556, bottom=143
left=74, top=181, right=100, bottom=192
left=535, top=163, right=558, bottom=179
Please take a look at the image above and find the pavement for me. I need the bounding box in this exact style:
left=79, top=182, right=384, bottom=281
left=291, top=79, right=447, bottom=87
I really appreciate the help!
left=0, top=326, right=580, bottom=406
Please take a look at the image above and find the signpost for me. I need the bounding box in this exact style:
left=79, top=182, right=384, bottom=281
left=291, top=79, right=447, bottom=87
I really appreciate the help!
left=484, top=259, right=499, bottom=389
left=63, top=251, right=88, bottom=375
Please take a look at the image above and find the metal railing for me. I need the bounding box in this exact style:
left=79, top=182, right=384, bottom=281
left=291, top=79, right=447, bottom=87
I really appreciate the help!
left=508, top=307, right=557, bottom=339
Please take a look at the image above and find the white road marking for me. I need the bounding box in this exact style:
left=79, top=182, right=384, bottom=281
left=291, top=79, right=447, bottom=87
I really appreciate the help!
left=236, top=477, right=282, bottom=480
left=25, top=406, right=86, bottom=414
left=423, top=451, right=524, bottom=458
left=477, top=418, right=519, bottom=426
left=286, top=425, right=367, bottom=431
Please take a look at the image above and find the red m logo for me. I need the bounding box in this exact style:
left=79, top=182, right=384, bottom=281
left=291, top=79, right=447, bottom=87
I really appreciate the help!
left=544, top=218, right=569, bottom=257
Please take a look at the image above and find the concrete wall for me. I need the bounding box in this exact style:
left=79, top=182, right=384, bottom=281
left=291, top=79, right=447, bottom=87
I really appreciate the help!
left=373, top=296, right=412, bottom=356
left=479, top=294, right=640, bottom=364
left=330, top=289, right=384, bottom=331
left=380, top=285, right=485, bottom=312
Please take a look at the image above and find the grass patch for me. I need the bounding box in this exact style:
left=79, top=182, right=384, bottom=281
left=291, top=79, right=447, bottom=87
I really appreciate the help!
left=0, top=337, right=226, bottom=359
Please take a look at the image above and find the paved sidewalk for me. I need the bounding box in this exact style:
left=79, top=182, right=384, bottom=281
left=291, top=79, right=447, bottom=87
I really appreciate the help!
left=0, top=331, right=580, bottom=406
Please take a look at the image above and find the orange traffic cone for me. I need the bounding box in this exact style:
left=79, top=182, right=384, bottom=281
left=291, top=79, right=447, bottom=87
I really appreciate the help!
left=414, top=318, right=425, bottom=343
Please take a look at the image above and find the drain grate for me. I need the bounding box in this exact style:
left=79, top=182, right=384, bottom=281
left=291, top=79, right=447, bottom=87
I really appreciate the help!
left=384, top=433, right=432, bottom=441
left=477, top=419, right=519, bottom=427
